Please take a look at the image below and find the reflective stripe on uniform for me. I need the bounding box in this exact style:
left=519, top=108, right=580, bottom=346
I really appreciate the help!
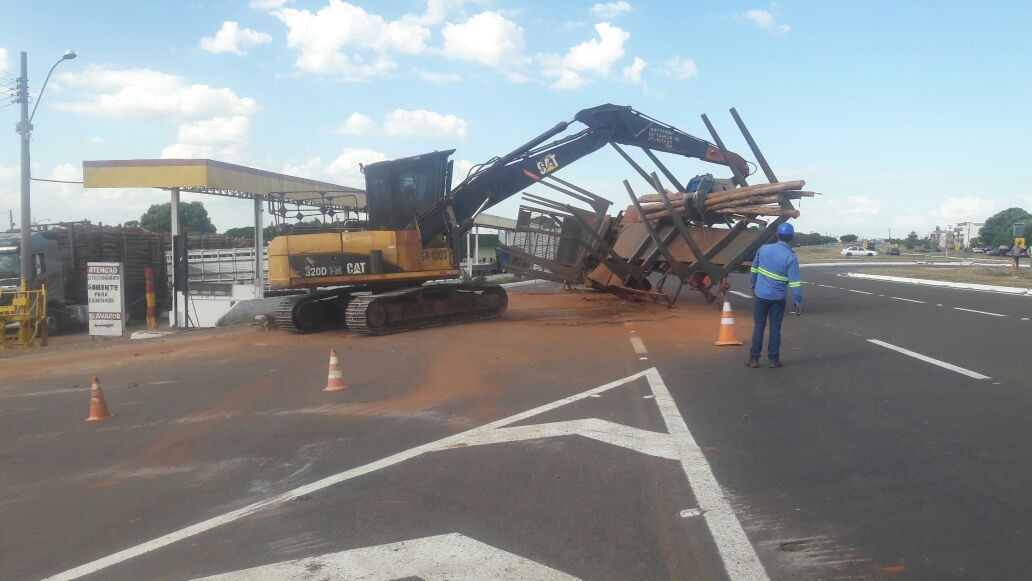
left=754, top=266, right=789, bottom=282
left=788, top=281, right=801, bottom=288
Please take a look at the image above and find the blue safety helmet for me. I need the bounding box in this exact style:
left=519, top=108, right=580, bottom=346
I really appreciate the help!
left=776, top=222, right=795, bottom=237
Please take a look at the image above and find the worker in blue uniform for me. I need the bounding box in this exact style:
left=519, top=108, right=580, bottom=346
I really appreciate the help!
left=747, top=222, right=803, bottom=368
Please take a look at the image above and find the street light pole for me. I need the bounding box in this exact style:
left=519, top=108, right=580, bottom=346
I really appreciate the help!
left=17, top=52, right=31, bottom=286
left=15, top=50, right=77, bottom=286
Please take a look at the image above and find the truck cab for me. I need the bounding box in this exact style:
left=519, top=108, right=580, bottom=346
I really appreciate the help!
left=0, top=231, right=70, bottom=332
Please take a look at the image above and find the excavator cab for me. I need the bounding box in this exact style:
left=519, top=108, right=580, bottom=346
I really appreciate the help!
left=362, top=150, right=454, bottom=231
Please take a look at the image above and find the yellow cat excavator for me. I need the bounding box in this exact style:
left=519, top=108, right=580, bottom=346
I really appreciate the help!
left=268, top=104, right=751, bottom=334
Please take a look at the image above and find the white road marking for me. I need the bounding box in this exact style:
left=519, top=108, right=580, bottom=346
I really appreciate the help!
left=729, top=290, right=752, bottom=299
left=890, top=296, right=925, bottom=304
left=680, top=508, right=702, bottom=518
left=630, top=336, right=647, bottom=354
left=43, top=370, right=653, bottom=581
left=639, top=356, right=649, bottom=361
left=193, top=533, right=577, bottom=580
left=867, top=339, right=991, bottom=380
left=953, top=307, right=1006, bottom=317
left=455, top=418, right=678, bottom=460
left=645, top=368, right=769, bottom=580
left=47, top=368, right=767, bottom=581
left=1022, top=317, right=1030, bottom=321
left=847, top=289, right=873, bottom=295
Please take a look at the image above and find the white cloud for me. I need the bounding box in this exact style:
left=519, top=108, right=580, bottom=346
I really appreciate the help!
left=283, top=149, right=389, bottom=190
left=743, top=9, right=790, bottom=34
left=176, top=115, right=251, bottom=144
left=88, top=136, right=106, bottom=144
left=56, top=66, right=258, bottom=121
left=846, top=195, right=880, bottom=215
left=622, top=56, right=647, bottom=88
left=250, top=0, right=292, bottom=10
left=338, top=109, right=469, bottom=139
left=412, top=69, right=462, bottom=83
left=162, top=115, right=251, bottom=161
left=936, top=196, right=996, bottom=221
left=274, top=0, right=430, bottom=81
left=282, top=157, right=325, bottom=180
left=325, top=148, right=389, bottom=185
left=539, top=22, right=630, bottom=90
left=452, top=159, right=475, bottom=183
left=48, top=164, right=83, bottom=198
left=659, top=56, right=698, bottom=79
left=589, top=2, right=634, bottom=18
left=200, top=21, right=273, bottom=56
left=441, top=11, right=530, bottom=74
left=55, top=65, right=259, bottom=161
left=0, top=48, right=9, bottom=75
left=383, top=109, right=468, bottom=139
left=339, top=112, right=377, bottom=135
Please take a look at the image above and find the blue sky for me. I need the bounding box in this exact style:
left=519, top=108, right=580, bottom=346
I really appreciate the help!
left=2, top=0, right=1030, bottom=236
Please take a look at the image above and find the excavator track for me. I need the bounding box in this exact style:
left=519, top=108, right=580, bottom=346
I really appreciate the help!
left=274, top=290, right=354, bottom=333
left=345, top=284, right=507, bottom=335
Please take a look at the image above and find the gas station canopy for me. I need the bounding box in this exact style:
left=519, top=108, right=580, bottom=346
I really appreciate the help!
left=82, top=158, right=365, bottom=210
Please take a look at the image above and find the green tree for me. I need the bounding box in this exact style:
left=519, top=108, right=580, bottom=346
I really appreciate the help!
left=839, top=234, right=858, bottom=243
left=904, top=231, right=919, bottom=250
left=139, top=202, right=216, bottom=234
left=979, top=207, right=1031, bottom=247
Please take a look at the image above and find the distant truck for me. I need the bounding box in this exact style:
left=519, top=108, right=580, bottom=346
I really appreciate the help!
left=0, top=223, right=166, bottom=334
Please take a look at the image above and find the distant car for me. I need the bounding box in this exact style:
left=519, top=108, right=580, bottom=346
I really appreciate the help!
left=841, top=246, right=878, bottom=257
left=972, top=247, right=984, bottom=253
left=886, top=247, right=901, bottom=256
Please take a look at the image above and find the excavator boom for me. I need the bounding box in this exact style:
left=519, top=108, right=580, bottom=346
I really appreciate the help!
left=416, top=104, right=751, bottom=245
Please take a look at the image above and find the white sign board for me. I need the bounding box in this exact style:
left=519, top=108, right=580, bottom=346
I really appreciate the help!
left=87, top=262, right=125, bottom=336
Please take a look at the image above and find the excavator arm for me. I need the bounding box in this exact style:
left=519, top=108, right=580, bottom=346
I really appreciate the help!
left=415, top=104, right=751, bottom=245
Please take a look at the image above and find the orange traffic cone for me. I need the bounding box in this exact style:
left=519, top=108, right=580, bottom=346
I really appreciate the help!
left=1012, top=259, right=1018, bottom=269
left=323, top=348, right=349, bottom=392
left=85, top=376, right=113, bottom=421
left=715, top=298, right=743, bottom=346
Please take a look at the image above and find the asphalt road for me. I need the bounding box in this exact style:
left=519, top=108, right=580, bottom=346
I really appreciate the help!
left=2, top=272, right=1032, bottom=580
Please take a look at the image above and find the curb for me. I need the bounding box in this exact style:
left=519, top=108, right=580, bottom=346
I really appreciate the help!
left=501, top=279, right=546, bottom=288
left=845, top=272, right=1032, bottom=296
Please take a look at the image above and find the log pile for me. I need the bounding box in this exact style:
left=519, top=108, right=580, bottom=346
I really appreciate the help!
left=638, top=180, right=816, bottom=221
left=48, top=223, right=168, bottom=309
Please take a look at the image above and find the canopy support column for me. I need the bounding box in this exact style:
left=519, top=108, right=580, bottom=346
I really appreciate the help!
left=254, top=194, right=264, bottom=298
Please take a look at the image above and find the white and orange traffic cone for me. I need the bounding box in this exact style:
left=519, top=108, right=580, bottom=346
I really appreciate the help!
left=85, top=376, right=113, bottom=421
left=715, top=298, right=743, bottom=346
left=324, top=348, right=349, bottom=392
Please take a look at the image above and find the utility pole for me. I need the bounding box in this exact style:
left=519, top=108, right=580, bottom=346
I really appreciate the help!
left=16, top=51, right=31, bottom=286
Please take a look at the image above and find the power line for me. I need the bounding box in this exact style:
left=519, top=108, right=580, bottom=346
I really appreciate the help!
left=31, top=178, right=84, bottom=184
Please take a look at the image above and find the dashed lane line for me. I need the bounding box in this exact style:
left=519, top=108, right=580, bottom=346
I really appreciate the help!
left=953, top=307, right=1006, bottom=318
left=728, top=290, right=752, bottom=299
left=847, top=289, right=874, bottom=295
left=867, top=339, right=991, bottom=380
left=890, top=296, right=925, bottom=304
left=630, top=336, right=647, bottom=354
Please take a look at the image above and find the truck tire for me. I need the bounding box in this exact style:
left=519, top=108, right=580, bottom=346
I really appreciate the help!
left=45, top=312, right=62, bottom=336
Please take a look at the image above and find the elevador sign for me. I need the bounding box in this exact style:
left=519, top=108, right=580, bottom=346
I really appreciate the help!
left=87, top=262, right=125, bottom=336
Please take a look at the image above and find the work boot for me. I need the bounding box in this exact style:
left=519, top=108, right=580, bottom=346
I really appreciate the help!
left=746, top=359, right=759, bottom=368
left=769, top=360, right=782, bottom=368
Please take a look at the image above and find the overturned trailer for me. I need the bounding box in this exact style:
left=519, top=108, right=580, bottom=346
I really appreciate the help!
left=501, top=107, right=818, bottom=305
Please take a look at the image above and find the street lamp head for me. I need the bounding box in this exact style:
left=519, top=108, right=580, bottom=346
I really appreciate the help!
left=62, top=50, right=77, bottom=60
